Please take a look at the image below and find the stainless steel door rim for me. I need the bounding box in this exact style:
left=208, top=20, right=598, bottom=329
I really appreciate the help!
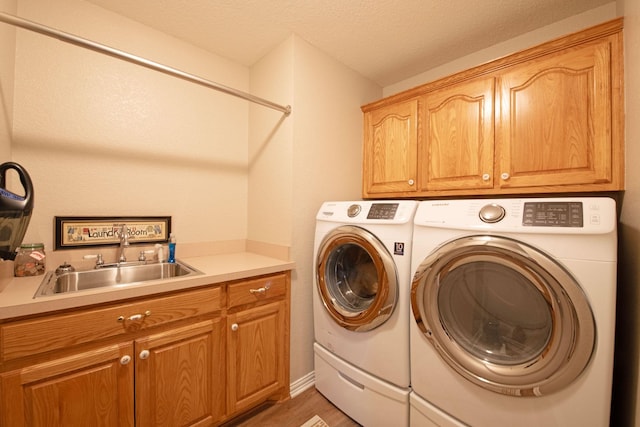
left=316, top=225, right=398, bottom=332
left=411, top=235, right=596, bottom=396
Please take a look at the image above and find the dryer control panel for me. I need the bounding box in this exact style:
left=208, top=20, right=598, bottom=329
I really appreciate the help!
left=413, top=197, right=616, bottom=235
left=523, top=202, right=583, bottom=227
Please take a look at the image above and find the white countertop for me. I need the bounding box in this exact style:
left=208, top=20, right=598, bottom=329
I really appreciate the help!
left=0, top=252, right=295, bottom=320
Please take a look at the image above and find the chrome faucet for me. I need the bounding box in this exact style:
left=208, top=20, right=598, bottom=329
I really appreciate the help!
left=117, top=224, right=130, bottom=263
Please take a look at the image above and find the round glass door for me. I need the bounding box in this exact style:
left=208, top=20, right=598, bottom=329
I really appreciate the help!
left=411, top=235, right=595, bottom=396
left=316, top=225, right=398, bottom=332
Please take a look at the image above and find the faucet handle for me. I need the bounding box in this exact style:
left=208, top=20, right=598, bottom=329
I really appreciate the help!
left=83, top=253, right=104, bottom=267
left=138, top=250, right=154, bottom=262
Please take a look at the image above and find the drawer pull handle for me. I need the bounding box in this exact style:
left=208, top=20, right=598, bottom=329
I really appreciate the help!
left=231, top=323, right=239, bottom=331
left=249, top=283, right=271, bottom=295
left=118, top=310, right=152, bottom=322
left=139, top=350, right=150, bottom=360
left=120, top=355, right=132, bottom=365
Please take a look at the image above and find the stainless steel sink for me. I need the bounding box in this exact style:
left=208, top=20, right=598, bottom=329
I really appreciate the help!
left=34, top=261, right=203, bottom=297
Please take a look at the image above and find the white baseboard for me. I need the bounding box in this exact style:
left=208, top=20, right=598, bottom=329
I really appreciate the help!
left=290, top=371, right=315, bottom=398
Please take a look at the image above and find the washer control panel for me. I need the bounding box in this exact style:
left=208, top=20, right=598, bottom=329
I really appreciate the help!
left=522, top=201, right=583, bottom=227
left=414, top=198, right=614, bottom=234
left=367, top=203, right=399, bottom=219
left=317, top=201, right=417, bottom=224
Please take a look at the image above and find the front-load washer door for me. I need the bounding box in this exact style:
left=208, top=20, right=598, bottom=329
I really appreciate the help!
left=316, top=225, right=398, bottom=332
left=411, top=235, right=595, bottom=397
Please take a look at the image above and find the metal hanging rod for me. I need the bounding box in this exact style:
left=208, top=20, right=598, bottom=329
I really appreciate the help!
left=0, top=11, right=291, bottom=115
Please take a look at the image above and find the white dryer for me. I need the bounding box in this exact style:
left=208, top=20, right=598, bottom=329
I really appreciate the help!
left=313, top=200, right=417, bottom=427
left=409, top=197, right=617, bottom=427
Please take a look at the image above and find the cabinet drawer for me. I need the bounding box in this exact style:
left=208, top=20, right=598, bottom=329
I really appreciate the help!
left=1, top=286, right=221, bottom=362
left=227, top=273, right=287, bottom=309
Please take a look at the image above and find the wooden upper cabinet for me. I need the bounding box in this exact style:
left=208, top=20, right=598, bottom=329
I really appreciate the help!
left=420, top=77, right=495, bottom=191
left=363, top=99, right=418, bottom=196
left=497, top=37, right=616, bottom=190
left=361, top=18, right=623, bottom=198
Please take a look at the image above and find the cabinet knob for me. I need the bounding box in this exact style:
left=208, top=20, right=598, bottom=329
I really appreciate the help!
left=231, top=323, right=239, bottom=332
left=501, top=172, right=510, bottom=180
left=482, top=173, right=490, bottom=181
left=120, top=355, right=132, bottom=365
left=139, top=350, right=150, bottom=360
left=408, top=179, right=415, bottom=186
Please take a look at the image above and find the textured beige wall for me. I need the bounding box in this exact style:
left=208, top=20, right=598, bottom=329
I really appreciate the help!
left=11, top=0, right=251, bottom=250
left=0, top=0, right=16, bottom=161
left=616, top=0, right=640, bottom=425
left=248, top=38, right=294, bottom=248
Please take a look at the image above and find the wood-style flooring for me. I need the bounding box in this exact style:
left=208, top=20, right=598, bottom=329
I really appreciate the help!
left=223, top=387, right=361, bottom=427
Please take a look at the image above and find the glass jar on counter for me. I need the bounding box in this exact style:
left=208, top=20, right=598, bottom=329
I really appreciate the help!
left=14, top=243, right=46, bottom=277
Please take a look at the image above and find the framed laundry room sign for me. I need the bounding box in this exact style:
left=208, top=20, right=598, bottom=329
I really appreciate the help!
left=54, top=216, right=171, bottom=250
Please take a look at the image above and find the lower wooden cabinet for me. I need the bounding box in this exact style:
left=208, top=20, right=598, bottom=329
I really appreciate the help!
left=227, top=300, right=288, bottom=415
left=0, top=321, right=226, bottom=427
left=0, top=271, right=291, bottom=427
left=225, top=272, right=291, bottom=417
left=135, top=319, right=225, bottom=427
left=0, top=342, right=135, bottom=427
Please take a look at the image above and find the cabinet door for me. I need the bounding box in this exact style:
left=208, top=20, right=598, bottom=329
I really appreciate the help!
left=363, top=99, right=419, bottom=196
left=421, top=77, right=495, bottom=191
left=497, top=39, right=613, bottom=189
left=227, top=300, right=287, bottom=415
left=0, top=342, right=134, bottom=427
left=135, top=319, right=225, bottom=427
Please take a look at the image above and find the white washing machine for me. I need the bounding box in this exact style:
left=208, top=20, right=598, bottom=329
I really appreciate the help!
left=409, top=197, right=617, bottom=427
left=313, top=200, right=417, bottom=427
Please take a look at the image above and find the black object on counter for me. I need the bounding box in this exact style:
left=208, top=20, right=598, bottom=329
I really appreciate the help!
left=0, top=162, right=34, bottom=260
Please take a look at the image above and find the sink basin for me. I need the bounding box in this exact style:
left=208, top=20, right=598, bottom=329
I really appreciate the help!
left=34, top=261, right=203, bottom=297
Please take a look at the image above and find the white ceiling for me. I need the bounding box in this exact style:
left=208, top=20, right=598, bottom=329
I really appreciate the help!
left=85, top=0, right=612, bottom=86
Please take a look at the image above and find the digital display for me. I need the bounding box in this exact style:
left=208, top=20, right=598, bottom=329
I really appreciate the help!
left=523, top=202, right=583, bottom=227
left=367, top=203, right=399, bottom=220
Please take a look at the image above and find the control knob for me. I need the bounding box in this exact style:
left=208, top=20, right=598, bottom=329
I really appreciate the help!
left=479, top=203, right=506, bottom=223
left=347, top=204, right=361, bottom=217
